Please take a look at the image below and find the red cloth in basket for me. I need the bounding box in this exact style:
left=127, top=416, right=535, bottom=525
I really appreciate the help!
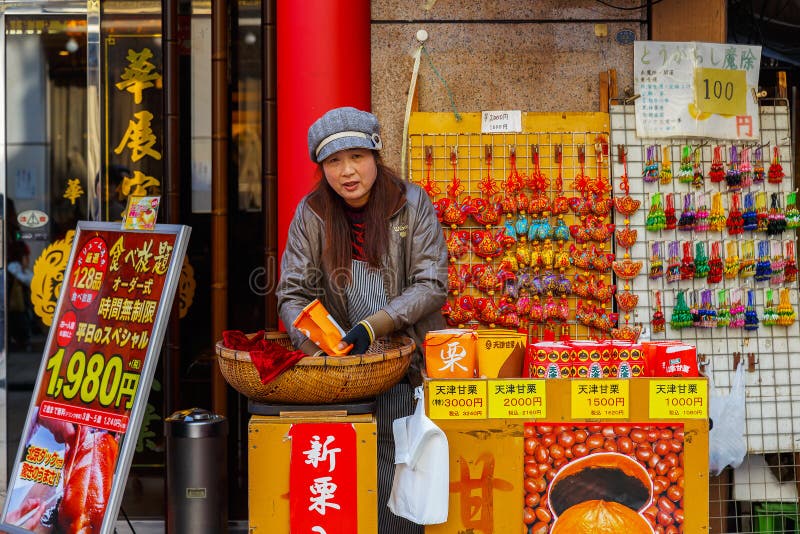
left=222, top=330, right=305, bottom=384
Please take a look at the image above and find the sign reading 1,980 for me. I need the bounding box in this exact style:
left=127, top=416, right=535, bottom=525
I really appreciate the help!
left=694, top=67, right=747, bottom=116
left=1, top=222, right=190, bottom=534
left=571, top=379, right=630, bottom=419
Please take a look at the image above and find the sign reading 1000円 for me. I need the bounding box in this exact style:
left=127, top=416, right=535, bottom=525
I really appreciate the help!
left=0, top=221, right=190, bottom=534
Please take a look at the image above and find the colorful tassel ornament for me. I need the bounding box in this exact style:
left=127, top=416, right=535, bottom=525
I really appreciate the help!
left=671, top=291, right=693, bottom=329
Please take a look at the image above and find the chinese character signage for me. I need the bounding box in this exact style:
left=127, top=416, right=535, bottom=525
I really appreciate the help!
left=649, top=379, right=708, bottom=419
left=1, top=221, right=190, bottom=533
left=99, top=37, right=163, bottom=222
left=487, top=379, right=546, bottom=419
left=634, top=41, right=762, bottom=139
left=428, top=380, right=488, bottom=420
left=289, top=423, right=358, bottom=534
left=570, top=379, right=630, bottom=419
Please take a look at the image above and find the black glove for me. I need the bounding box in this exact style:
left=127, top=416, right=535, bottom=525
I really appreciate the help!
left=340, top=321, right=374, bottom=354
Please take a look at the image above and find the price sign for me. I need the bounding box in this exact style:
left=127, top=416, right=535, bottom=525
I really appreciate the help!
left=2, top=222, right=190, bottom=534
left=571, top=379, right=630, bottom=419
left=487, top=379, right=546, bottom=419
left=634, top=41, right=761, bottom=139
left=649, top=379, right=708, bottom=419
left=428, top=380, right=488, bottom=420
left=481, top=110, right=522, bottom=133
left=694, top=67, right=747, bottom=116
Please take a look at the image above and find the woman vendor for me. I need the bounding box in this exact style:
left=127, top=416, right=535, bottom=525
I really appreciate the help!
left=276, top=106, right=447, bottom=532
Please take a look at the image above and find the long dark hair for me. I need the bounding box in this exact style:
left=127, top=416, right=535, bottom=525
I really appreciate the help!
left=307, top=153, right=406, bottom=287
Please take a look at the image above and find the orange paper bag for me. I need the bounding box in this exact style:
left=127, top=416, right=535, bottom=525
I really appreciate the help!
left=292, top=299, right=353, bottom=356
left=424, top=329, right=477, bottom=378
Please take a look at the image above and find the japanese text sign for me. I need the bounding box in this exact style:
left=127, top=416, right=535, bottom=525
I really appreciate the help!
left=289, top=423, right=358, bottom=534
left=634, top=41, right=761, bottom=139
left=571, top=379, right=630, bottom=419
left=428, top=380, right=488, bottom=420
left=649, top=379, right=708, bottom=419
left=481, top=110, right=522, bottom=133
left=100, top=38, right=163, bottom=222
left=487, top=379, right=546, bottom=419
left=1, top=222, right=190, bottom=534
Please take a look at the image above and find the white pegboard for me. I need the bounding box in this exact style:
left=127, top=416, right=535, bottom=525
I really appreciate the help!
left=610, top=102, right=799, bottom=454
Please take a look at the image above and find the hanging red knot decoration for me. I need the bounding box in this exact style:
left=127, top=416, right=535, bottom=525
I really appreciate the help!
left=478, top=146, right=499, bottom=198
left=768, top=145, right=785, bottom=184
left=420, top=146, right=441, bottom=198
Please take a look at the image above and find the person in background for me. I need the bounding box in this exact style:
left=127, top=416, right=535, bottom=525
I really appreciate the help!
left=7, top=235, right=34, bottom=350
left=277, top=106, right=447, bottom=532
left=90, top=164, right=131, bottom=222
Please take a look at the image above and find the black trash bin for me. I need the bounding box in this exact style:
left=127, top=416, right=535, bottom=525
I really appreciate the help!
left=165, top=408, right=228, bottom=534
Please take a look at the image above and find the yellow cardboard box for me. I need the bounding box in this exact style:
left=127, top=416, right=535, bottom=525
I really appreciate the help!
left=424, top=329, right=478, bottom=378
left=476, top=329, right=526, bottom=378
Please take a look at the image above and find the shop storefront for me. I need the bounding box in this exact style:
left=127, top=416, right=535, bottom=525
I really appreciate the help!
left=0, top=0, right=267, bottom=526
left=0, top=0, right=798, bottom=532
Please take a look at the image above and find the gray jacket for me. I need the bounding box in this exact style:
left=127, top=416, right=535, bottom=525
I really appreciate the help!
left=277, top=182, right=447, bottom=383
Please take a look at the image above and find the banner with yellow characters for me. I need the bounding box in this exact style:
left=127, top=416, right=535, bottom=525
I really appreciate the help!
left=1, top=221, right=190, bottom=534
left=634, top=41, right=761, bottom=140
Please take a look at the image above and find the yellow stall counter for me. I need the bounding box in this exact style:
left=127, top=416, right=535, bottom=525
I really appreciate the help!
left=248, top=413, right=378, bottom=533
left=424, top=377, right=709, bottom=534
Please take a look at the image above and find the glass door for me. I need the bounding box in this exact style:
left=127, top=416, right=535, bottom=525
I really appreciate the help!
left=1, top=6, right=89, bottom=487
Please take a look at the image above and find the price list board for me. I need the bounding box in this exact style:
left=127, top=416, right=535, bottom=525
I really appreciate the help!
left=425, top=377, right=707, bottom=421
left=422, top=377, right=709, bottom=534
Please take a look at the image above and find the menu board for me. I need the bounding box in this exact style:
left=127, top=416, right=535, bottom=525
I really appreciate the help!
left=634, top=41, right=762, bottom=140
left=1, top=221, right=190, bottom=534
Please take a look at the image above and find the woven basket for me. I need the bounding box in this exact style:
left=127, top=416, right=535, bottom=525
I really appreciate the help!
left=216, top=332, right=415, bottom=404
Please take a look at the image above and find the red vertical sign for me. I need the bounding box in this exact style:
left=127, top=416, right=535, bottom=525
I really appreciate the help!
left=289, top=423, right=358, bottom=533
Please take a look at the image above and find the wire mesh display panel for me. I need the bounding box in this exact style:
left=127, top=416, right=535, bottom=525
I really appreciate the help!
left=610, top=100, right=799, bottom=533
left=407, top=117, right=613, bottom=342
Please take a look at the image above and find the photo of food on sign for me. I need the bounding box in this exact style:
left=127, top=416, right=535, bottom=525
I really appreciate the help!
left=524, top=423, right=685, bottom=534
left=6, top=409, right=120, bottom=532
left=2, top=226, right=178, bottom=533
left=123, top=195, right=160, bottom=230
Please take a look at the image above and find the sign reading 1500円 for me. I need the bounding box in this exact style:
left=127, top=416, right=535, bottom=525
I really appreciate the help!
left=1, top=221, right=190, bottom=534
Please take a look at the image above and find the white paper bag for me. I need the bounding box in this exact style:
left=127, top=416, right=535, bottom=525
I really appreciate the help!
left=387, top=386, right=449, bottom=524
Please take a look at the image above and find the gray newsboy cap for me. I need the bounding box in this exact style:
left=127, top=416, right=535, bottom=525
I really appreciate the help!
left=307, top=107, right=383, bottom=163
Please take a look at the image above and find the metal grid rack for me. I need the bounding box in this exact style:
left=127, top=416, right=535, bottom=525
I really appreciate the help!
left=610, top=100, right=800, bottom=533
left=407, top=131, right=612, bottom=340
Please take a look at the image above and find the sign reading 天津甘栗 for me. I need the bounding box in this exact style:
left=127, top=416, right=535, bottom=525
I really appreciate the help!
left=0, top=222, right=190, bottom=534
left=634, top=41, right=762, bottom=140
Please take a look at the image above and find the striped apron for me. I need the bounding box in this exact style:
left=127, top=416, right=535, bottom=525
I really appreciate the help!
left=347, top=260, right=423, bottom=534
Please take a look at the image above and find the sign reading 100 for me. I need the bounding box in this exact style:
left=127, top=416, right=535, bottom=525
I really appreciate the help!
left=694, top=67, right=746, bottom=116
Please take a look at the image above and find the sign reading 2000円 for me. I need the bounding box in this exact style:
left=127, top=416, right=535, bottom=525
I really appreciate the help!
left=1, top=221, right=190, bottom=534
